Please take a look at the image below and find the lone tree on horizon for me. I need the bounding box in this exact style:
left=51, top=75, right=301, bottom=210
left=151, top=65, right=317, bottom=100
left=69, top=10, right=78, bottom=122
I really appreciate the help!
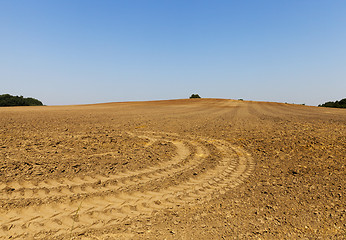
left=190, top=94, right=201, bottom=99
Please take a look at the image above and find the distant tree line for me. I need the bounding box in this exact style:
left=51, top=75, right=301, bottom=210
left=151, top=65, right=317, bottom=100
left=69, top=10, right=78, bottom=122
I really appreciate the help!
left=318, top=98, right=346, bottom=108
left=0, top=94, right=43, bottom=107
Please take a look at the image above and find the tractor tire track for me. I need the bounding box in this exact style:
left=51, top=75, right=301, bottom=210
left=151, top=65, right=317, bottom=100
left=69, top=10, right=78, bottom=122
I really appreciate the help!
left=0, top=137, right=192, bottom=203
left=0, top=132, right=254, bottom=239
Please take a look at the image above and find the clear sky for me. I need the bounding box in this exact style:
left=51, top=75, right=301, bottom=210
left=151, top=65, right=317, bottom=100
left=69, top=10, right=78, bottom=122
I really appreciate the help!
left=1, top=0, right=345, bottom=106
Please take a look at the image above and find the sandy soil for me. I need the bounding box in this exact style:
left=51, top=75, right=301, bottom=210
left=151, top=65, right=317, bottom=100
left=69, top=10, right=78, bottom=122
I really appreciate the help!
left=0, top=99, right=345, bottom=239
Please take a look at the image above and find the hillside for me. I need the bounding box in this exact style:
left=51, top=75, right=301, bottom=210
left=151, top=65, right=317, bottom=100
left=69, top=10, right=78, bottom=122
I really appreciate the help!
left=0, top=99, right=344, bottom=239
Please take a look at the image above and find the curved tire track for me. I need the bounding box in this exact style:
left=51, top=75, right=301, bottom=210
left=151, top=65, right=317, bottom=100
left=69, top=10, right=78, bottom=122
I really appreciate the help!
left=0, top=132, right=254, bottom=239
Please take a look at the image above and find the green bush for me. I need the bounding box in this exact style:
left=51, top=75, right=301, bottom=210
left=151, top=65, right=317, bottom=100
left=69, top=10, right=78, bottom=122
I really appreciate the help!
left=0, top=94, right=43, bottom=107
left=318, top=98, right=346, bottom=108
left=189, top=94, right=201, bottom=99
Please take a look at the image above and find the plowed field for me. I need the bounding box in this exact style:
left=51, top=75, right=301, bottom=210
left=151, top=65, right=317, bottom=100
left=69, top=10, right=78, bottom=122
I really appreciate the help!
left=0, top=99, right=345, bottom=239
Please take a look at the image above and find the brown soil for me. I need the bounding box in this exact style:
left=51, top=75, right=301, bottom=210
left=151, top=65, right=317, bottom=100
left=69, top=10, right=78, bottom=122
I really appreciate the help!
left=0, top=99, right=345, bottom=239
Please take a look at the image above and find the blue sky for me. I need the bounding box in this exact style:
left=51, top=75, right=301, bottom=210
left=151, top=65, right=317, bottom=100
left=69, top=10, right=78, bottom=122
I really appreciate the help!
left=1, top=1, right=345, bottom=106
